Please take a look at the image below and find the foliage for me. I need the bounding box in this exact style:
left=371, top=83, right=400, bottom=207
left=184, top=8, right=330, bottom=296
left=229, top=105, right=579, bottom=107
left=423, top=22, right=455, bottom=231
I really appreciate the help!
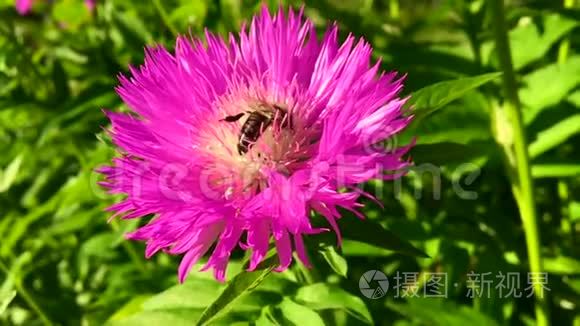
left=1, top=0, right=579, bottom=325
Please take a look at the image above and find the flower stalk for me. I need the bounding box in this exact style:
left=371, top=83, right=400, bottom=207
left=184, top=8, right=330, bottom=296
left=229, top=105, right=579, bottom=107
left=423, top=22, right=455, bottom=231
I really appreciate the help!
left=389, top=0, right=400, bottom=19
left=557, top=0, right=576, bottom=64
left=489, top=1, right=549, bottom=325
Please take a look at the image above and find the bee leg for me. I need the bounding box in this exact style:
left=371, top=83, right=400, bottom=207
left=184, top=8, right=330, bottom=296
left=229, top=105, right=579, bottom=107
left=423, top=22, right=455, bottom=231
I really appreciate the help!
left=276, top=108, right=292, bottom=130
left=237, top=141, right=249, bottom=155
left=237, top=133, right=253, bottom=155
left=221, top=112, right=245, bottom=122
left=282, top=113, right=292, bottom=130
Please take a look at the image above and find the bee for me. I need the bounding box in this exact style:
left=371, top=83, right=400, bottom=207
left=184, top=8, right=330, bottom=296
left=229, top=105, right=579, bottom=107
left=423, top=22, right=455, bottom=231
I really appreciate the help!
left=222, top=103, right=289, bottom=155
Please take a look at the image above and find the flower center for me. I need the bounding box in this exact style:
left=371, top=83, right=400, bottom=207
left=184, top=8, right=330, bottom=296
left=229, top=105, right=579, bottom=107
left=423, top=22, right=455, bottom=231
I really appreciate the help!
left=198, top=97, right=316, bottom=201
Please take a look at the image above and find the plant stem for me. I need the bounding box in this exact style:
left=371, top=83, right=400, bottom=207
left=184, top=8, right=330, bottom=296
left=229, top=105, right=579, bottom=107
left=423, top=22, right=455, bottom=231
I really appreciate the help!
left=488, top=1, right=550, bottom=326
left=557, top=181, right=572, bottom=235
left=557, top=0, right=575, bottom=64
left=389, top=0, right=400, bottom=19
left=0, top=259, right=53, bottom=326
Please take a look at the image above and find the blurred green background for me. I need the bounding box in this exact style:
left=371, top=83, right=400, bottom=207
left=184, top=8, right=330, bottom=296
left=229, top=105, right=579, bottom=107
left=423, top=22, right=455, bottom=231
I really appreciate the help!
left=1, top=0, right=579, bottom=325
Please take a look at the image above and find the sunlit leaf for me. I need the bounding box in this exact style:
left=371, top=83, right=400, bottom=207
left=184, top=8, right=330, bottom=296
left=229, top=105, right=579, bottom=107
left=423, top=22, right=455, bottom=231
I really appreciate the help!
left=256, top=298, right=325, bottom=326
left=483, top=13, right=579, bottom=70
left=570, top=201, right=580, bottom=222
left=528, top=114, right=580, bottom=158
left=544, top=256, right=580, bottom=275
left=567, top=90, right=580, bottom=107
left=405, top=92, right=492, bottom=146
left=521, top=56, right=580, bottom=124
left=277, top=298, right=325, bottom=325
left=295, top=283, right=373, bottom=325
left=107, top=309, right=204, bottom=326
left=0, top=153, right=23, bottom=193
left=319, top=245, right=348, bottom=277
left=255, top=305, right=278, bottom=326
left=170, top=1, right=208, bottom=31
left=52, top=0, right=91, bottom=28
left=407, top=72, right=501, bottom=122
left=0, top=290, right=16, bottom=315
left=106, top=277, right=271, bottom=324
left=79, top=233, right=118, bottom=260
left=531, top=164, right=580, bottom=178
left=143, top=278, right=222, bottom=310
left=195, top=256, right=277, bottom=326
left=341, top=240, right=394, bottom=257
left=108, top=295, right=152, bottom=322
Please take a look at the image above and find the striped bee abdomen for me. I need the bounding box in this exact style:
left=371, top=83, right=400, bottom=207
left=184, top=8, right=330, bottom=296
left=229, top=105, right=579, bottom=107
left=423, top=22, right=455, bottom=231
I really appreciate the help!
left=237, top=111, right=273, bottom=155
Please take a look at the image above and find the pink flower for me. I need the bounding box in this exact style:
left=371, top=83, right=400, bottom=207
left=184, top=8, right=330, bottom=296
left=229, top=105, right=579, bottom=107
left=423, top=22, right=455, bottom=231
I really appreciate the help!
left=98, top=7, right=412, bottom=282
left=15, top=0, right=33, bottom=15
left=84, top=0, right=95, bottom=12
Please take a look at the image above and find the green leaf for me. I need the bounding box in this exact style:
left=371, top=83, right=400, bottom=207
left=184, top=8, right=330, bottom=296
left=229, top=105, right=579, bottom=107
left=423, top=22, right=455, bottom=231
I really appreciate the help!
left=341, top=240, right=394, bottom=257
left=233, top=291, right=284, bottom=313
left=195, top=256, right=277, bottom=326
left=570, top=201, right=580, bottom=222
left=387, top=298, right=500, bottom=326
left=142, top=278, right=223, bottom=311
left=256, top=298, right=326, bottom=326
left=404, top=91, right=492, bottom=146
left=521, top=56, right=580, bottom=124
left=531, top=164, right=580, bottom=178
left=295, top=283, right=373, bottom=325
left=80, top=233, right=118, bottom=260
left=338, top=218, right=429, bottom=258
left=108, top=295, right=153, bottom=322
left=108, top=276, right=274, bottom=324
left=255, top=305, right=279, bottom=326
left=544, top=256, right=580, bottom=275
left=567, top=90, right=580, bottom=107
left=45, top=210, right=96, bottom=236
left=0, top=153, right=23, bottom=193
left=38, top=91, right=118, bottom=145
left=486, top=14, right=579, bottom=70
left=170, top=1, right=208, bottom=31
left=319, top=245, right=348, bottom=277
left=52, top=0, right=91, bottom=28
left=277, top=298, right=325, bottom=326
left=528, top=114, right=580, bottom=158
left=0, top=290, right=16, bottom=315
left=407, top=72, right=501, bottom=122
left=410, top=141, right=492, bottom=165
left=107, top=309, right=204, bottom=326
left=1, top=199, right=58, bottom=257
left=113, top=11, right=154, bottom=45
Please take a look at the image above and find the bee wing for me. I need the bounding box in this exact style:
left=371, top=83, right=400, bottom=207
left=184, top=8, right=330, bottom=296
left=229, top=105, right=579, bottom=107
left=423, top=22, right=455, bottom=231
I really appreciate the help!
left=221, top=112, right=245, bottom=122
